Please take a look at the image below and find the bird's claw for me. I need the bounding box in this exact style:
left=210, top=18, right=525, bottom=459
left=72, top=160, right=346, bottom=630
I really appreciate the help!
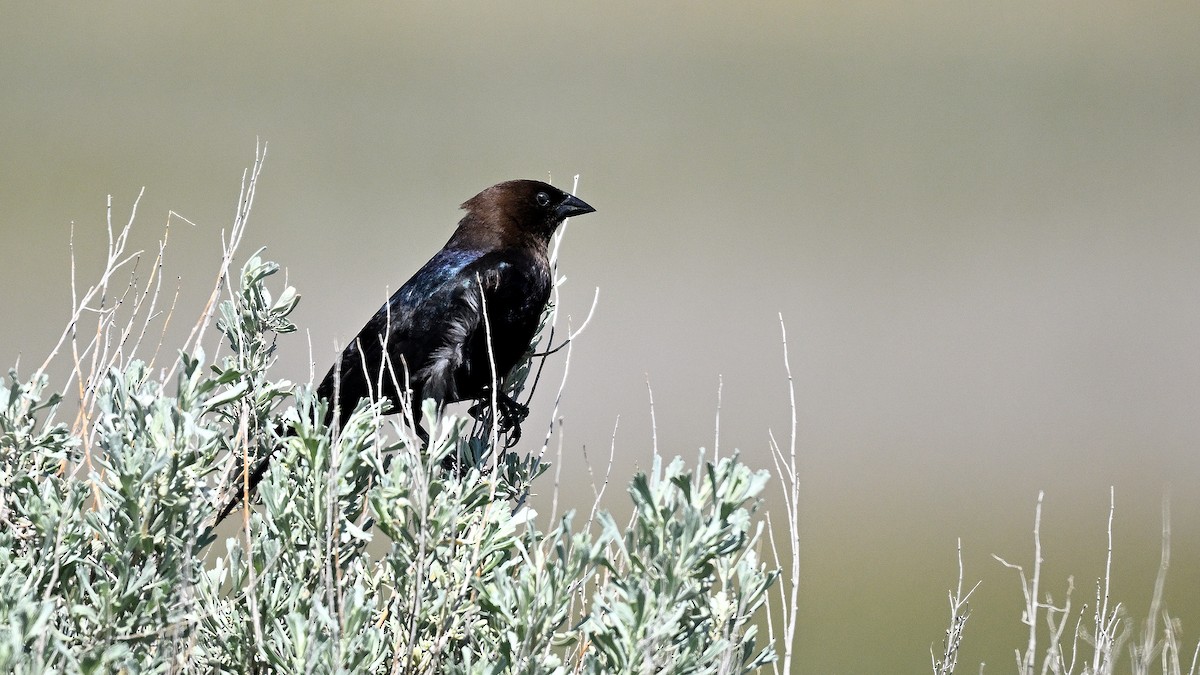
left=468, top=394, right=528, bottom=447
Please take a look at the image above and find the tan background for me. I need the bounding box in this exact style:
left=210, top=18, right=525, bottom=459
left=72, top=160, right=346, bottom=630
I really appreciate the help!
left=2, top=3, right=1198, bottom=671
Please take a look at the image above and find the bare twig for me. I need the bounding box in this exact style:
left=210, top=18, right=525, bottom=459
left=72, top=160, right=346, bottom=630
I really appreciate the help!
left=933, top=538, right=980, bottom=675
left=167, top=140, right=266, bottom=381
left=765, top=313, right=802, bottom=675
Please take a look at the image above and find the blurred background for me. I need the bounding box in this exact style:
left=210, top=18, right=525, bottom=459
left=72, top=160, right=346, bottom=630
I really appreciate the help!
left=2, top=2, right=1198, bottom=671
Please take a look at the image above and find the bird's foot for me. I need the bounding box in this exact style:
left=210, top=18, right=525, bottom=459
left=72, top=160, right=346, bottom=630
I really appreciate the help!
left=468, top=393, right=529, bottom=448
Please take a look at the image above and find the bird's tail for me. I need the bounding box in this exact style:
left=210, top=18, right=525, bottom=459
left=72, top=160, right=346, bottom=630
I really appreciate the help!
left=208, top=419, right=294, bottom=532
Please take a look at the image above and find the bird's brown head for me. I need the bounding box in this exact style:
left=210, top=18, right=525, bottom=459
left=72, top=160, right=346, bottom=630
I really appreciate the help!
left=460, top=179, right=595, bottom=244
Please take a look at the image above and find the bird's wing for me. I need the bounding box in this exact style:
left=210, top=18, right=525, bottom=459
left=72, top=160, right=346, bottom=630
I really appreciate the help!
left=318, top=246, right=544, bottom=412
left=317, top=247, right=485, bottom=408
left=414, top=249, right=545, bottom=402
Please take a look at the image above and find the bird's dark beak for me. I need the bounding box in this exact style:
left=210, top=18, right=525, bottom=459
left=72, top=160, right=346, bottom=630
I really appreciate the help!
left=556, top=194, right=596, bottom=220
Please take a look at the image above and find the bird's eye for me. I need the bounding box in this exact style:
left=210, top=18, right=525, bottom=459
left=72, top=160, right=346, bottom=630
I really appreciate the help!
left=535, top=192, right=550, bottom=207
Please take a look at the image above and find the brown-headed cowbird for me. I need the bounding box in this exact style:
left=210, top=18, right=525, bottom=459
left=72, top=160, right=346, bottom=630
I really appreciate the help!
left=317, top=179, right=595, bottom=433
left=214, top=180, right=593, bottom=526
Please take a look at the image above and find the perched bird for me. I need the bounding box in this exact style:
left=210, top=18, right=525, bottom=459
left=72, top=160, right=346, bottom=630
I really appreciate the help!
left=316, top=179, right=595, bottom=435
left=213, top=179, right=594, bottom=527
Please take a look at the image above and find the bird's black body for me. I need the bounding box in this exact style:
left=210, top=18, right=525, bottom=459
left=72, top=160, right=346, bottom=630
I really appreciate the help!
left=213, top=180, right=593, bottom=527
left=317, top=179, right=595, bottom=432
